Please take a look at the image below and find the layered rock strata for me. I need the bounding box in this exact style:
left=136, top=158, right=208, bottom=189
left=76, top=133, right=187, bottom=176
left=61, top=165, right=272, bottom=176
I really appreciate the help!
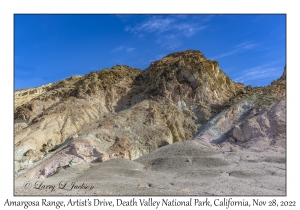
left=14, top=50, right=285, bottom=180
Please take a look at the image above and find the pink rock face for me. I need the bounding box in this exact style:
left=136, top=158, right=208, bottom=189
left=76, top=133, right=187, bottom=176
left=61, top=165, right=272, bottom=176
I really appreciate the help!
left=256, top=113, right=271, bottom=131
left=22, top=139, right=108, bottom=179
left=237, top=97, right=286, bottom=146
left=69, top=140, right=104, bottom=162
left=242, top=118, right=265, bottom=141
left=232, top=126, right=246, bottom=142
left=192, top=100, right=256, bottom=145
left=193, top=96, right=286, bottom=150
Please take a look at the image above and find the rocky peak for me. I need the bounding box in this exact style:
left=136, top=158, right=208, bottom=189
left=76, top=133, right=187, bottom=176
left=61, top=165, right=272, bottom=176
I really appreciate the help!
left=144, top=50, right=242, bottom=106
left=280, top=65, right=286, bottom=80
left=14, top=50, right=286, bottom=179
left=161, top=50, right=207, bottom=62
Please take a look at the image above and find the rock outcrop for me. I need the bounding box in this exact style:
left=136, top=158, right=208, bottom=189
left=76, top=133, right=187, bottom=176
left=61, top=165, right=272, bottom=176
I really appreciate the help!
left=14, top=66, right=143, bottom=173
left=193, top=73, right=286, bottom=149
left=14, top=50, right=285, bottom=181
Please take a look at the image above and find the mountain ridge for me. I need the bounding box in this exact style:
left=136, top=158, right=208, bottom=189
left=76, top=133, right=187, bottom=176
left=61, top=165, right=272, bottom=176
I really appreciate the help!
left=14, top=50, right=286, bottom=185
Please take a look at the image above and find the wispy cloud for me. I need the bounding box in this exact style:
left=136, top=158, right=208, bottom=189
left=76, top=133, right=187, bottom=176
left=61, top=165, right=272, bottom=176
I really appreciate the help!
left=233, top=62, right=282, bottom=86
left=111, top=46, right=135, bottom=53
left=212, top=49, right=240, bottom=59
left=124, top=15, right=207, bottom=50
left=125, top=16, right=205, bottom=37
left=126, top=47, right=135, bottom=52
left=111, top=45, right=124, bottom=52
left=234, top=41, right=259, bottom=50
left=211, top=41, right=260, bottom=60
left=175, top=24, right=206, bottom=37
left=156, top=34, right=182, bottom=50
left=125, top=17, right=174, bottom=33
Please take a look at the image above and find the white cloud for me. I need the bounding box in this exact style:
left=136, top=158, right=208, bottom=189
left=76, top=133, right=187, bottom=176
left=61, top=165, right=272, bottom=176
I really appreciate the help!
left=111, top=45, right=124, bottom=52
left=126, top=47, right=135, bottom=52
left=125, top=15, right=207, bottom=50
left=125, top=16, right=174, bottom=33
left=125, top=16, right=206, bottom=37
left=112, top=46, right=136, bottom=53
left=156, top=34, right=182, bottom=50
left=211, top=49, right=240, bottom=59
left=175, top=24, right=206, bottom=37
left=234, top=41, right=259, bottom=50
left=211, top=41, right=260, bottom=60
left=233, top=63, right=282, bottom=85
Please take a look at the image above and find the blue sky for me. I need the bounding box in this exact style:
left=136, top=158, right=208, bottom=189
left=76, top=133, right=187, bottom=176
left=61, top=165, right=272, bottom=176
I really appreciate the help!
left=14, top=14, right=286, bottom=90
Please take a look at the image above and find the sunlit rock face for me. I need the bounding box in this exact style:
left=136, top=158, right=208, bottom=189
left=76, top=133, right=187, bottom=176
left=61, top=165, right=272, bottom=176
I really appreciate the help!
left=193, top=67, right=286, bottom=151
left=145, top=50, right=240, bottom=104
left=14, top=50, right=285, bottom=179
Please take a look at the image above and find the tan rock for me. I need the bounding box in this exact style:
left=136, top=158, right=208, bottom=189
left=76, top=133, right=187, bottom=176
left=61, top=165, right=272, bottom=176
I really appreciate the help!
left=14, top=50, right=285, bottom=179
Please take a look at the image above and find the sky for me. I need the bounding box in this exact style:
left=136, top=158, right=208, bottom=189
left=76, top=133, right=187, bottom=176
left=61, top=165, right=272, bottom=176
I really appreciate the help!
left=14, top=14, right=286, bottom=90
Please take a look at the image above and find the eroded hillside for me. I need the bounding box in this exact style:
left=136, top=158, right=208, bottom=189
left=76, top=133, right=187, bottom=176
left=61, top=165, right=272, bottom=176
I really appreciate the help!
left=14, top=50, right=285, bottom=180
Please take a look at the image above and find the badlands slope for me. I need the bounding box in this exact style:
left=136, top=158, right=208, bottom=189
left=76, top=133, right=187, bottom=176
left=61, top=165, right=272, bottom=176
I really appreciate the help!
left=14, top=50, right=286, bottom=195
